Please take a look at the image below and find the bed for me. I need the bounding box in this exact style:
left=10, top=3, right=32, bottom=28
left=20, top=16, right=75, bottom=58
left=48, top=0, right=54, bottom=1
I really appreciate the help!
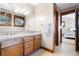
left=64, top=28, right=75, bottom=39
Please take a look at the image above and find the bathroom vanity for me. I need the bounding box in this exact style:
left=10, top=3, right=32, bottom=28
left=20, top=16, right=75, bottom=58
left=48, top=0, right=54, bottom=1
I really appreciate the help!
left=0, top=8, right=41, bottom=56
left=0, top=33, right=41, bottom=56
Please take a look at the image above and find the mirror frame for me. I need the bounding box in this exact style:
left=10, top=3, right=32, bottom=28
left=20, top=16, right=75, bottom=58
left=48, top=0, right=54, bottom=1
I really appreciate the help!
left=0, top=12, right=12, bottom=26
left=14, top=15, right=25, bottom=27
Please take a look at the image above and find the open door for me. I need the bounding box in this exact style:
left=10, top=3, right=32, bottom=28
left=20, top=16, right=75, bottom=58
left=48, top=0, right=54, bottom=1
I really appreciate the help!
left=75, top=9, right=79, bottom=51
left=60, top=14, right=62, bottom=43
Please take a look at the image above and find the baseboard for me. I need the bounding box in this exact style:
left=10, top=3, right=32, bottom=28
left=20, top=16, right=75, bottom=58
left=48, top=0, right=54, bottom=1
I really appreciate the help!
left=41, top=47, right=53, bottom=53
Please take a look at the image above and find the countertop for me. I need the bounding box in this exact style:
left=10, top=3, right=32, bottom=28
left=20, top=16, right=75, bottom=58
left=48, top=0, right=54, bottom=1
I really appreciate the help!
left=0, top=32, right=41, bottom=42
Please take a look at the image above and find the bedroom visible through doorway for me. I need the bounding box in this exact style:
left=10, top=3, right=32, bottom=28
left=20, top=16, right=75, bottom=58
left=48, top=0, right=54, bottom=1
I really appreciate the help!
left=62, top=13, right=75, bottom=45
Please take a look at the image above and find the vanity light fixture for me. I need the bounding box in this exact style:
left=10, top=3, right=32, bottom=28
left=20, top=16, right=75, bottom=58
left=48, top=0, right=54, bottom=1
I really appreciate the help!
left=14, top=7, right=30, bottom=15
left=23, top=11, right=30, bottom=15
left=20, top=8, right=26, bottom=13
left=14, top=7, right=21, bottom=13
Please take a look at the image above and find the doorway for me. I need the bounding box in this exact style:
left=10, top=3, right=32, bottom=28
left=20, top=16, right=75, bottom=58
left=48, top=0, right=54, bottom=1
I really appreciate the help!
left=54, top=3, right=79, bottom=53
left=54, top=3, right=59, bottom=46
left=54, top=4, right=79, bottom=55
left=54, top=12, right=78, bottom=55
left=62, top=13, right=75, bottom=44
left=61, top=13, right=75, bottom=48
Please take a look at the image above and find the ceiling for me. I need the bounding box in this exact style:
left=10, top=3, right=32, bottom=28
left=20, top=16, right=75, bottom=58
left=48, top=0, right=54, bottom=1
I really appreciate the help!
left=56, top=3, right=79, bottom=12
left=0, top=3, right=79, bottom=15
left=0, top=3, right=34, bottom=15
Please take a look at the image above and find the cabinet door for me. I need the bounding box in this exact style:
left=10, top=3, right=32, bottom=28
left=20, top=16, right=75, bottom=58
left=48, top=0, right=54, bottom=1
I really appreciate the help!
left=1, top=44, right=23, bottom=56
left=24, top=47, right=33, bottom=55
left=35, top=35, right=41, bottom=50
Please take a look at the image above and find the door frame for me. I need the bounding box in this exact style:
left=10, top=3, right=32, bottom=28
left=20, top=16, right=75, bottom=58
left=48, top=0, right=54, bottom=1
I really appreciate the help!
left=60, top=9, right=79, bottom=51
left=60, top=10, right=75, bottom=43
left=60, top=14, right=62, bottom=43
left=54, top=4, right=79, bottom=51
left=54, top=4, right=60, bottom=46
left=75, top=9, right=79, bottom=51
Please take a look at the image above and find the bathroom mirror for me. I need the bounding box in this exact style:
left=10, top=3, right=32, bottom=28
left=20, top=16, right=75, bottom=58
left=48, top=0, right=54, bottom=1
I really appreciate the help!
left=0, top=12, right=12, bottom=26
left=14, top=15, right=25, bottom=27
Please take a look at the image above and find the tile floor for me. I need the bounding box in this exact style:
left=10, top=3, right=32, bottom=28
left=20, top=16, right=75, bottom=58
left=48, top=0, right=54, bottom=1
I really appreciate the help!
left=30, top=38, right=79, bottom=56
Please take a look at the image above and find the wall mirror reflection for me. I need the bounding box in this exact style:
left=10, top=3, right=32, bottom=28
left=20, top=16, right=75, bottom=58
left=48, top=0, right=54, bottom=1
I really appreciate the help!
left=14, top=15, right=25, bottom=27
left=0, top=11, right=12, bottom=26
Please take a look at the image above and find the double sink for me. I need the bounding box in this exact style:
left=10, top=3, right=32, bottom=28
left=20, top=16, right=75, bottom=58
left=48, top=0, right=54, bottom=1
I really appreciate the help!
left=0, top=32, right=41, bottom=42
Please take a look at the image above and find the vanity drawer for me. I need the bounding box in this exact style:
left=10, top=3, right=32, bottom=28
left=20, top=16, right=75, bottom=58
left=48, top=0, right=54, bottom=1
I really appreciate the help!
left=24, top=40, right=33, bottom=49
left=35, top=35, right=41, bottom=39
left=24, top=36, right=34, bottom=42
left=1, top=39, right=23, bottom=48
left=24, top=47, right=33, bottom=55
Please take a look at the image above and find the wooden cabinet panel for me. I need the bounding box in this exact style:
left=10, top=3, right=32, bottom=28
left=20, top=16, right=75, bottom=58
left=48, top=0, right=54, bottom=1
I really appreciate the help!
left=24, top=37, right=34, bottom=42
left=24, top=37, right=34, bottom=55
left=24, top=40, right=33, bottom=49
left=0, top=35, right=41, bottom=56
left=35, top=35, right=41, bottom=50
left=24, top=47, right=33, bottom=55
left=1, top=44, right=23, bottom=56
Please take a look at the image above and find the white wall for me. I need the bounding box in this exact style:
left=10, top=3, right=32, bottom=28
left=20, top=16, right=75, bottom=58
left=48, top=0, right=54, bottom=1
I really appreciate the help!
left=25, top=8, right=35, bottom=31
left=25, top=3, right=54, bottom=50
left=34, top=3, right=54, bottom=50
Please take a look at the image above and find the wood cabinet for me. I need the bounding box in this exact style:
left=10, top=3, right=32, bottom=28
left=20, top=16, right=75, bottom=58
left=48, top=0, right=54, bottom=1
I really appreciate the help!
left=34, top=35, right=41, bottom=50
left=24, top=37, right=34, bottom=55
left=24, top=47, right=33, bottom=55
left=0, top=35, right=41, bottom=56
left=1, top=44, right=23, bottom=56
left=24, top=35, right=41, bottom=55
left=0, top=39, right=23, bottom=56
